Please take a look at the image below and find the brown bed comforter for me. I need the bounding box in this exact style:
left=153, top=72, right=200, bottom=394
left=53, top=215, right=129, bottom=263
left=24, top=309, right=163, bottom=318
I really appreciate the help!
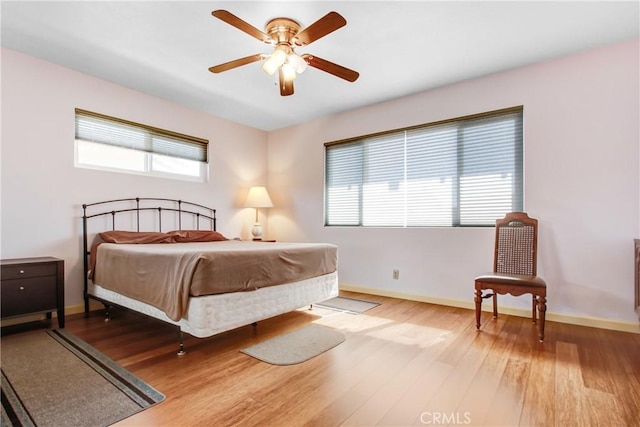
left=92, top=240, right=338, bottom=321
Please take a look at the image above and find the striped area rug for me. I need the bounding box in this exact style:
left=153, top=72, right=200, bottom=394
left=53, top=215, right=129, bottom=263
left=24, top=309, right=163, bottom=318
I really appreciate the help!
left=1, top=328, right=164, bottom=426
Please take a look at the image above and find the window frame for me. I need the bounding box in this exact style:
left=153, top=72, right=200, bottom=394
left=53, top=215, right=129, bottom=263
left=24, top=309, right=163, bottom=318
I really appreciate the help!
left=74, top=109, right=209, bottom=182
left=324, top=106, right=524, bottom=228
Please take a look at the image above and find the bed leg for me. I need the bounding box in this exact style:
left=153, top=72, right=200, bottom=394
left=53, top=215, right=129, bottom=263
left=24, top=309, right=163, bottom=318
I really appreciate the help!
left=104, top=305, right=111, bottom=322
left=177, top=330, right=186, bottom=357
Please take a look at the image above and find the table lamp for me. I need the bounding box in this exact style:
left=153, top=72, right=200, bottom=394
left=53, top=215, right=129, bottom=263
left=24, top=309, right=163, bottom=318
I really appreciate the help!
left=244, top=186, right=273, bottom=240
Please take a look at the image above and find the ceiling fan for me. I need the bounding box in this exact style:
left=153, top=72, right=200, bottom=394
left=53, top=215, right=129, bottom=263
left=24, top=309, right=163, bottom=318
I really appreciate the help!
left=208, top=10, right=359, bottom=96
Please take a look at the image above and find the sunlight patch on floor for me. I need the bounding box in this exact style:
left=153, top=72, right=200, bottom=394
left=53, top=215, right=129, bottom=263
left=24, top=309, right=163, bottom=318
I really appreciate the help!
left=363, top=321, right=452, bottom=348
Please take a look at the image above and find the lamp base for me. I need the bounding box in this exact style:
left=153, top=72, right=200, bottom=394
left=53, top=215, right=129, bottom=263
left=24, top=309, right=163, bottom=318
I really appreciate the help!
left=251, top=223, right=263, bottom=240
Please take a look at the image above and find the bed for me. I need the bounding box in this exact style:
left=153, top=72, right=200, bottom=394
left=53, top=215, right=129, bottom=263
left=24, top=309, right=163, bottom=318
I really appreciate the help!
left=82, top=197, right=339, bottom=355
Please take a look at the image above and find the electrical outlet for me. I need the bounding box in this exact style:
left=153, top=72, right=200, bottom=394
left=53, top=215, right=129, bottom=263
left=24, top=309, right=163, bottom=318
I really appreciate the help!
left=393, top=269, right=400, bottom=280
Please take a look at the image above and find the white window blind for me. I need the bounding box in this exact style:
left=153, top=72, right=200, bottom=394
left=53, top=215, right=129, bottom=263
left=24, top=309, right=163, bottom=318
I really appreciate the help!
left=325, top=107, right=523, bottom=227
left=75, top=109, right=208, bottom=162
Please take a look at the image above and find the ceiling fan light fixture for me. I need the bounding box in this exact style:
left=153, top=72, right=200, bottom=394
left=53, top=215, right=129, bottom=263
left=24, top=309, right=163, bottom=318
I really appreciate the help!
left=262, top=47, right=287, bottom=75
left=261, top=57, right=279, bottom=76
left=288, top=53, right=308, bottom=74
left=281, top=63, right=297, bottom=81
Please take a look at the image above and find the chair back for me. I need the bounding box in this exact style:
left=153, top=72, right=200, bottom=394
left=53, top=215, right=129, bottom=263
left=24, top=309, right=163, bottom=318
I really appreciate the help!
left=493, top=212, right=538, bottom=276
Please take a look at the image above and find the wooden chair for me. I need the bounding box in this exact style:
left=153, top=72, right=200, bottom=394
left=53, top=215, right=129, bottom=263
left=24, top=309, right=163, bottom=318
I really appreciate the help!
left=474, top=212, right=547, bottom=341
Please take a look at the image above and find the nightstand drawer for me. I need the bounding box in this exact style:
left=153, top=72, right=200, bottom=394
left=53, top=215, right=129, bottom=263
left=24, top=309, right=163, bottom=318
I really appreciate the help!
left=1, top=276, right=58, bottom=317
left=1, top=263, right=57, bottom=280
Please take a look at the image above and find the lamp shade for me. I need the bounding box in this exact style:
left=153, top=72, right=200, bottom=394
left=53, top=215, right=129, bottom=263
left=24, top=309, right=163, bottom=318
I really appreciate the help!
left=262, top=48, right=287, bottom=76
left=281, top=63, right=297, bottom=81
left=244, top=186, right=273, bottom=208
left=288, top=53, right=308, bottom=74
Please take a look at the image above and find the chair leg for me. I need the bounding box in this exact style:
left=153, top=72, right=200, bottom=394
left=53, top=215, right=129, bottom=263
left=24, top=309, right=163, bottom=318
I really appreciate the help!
left=537, top=295, right=547, bottom=342
left=532, top=295, right=537, bottom=324
left=492, top=293, right=498, bottom=319
left=474, top=288, right=483, bottom=329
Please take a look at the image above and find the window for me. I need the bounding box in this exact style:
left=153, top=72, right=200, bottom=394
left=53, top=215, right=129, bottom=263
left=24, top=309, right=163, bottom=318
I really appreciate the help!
left=324, top=107, right=523, bottom=227
left=74, top=109, right=209, bottom=182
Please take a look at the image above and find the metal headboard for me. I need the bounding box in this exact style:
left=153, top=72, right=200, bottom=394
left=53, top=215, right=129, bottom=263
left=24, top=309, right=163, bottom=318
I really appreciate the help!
left=81, top=197, right=217, bottom=312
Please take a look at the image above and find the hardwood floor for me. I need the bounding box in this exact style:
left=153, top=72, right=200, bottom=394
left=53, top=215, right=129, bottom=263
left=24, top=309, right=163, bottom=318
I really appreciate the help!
left=59, top=291, right=640, bottom=427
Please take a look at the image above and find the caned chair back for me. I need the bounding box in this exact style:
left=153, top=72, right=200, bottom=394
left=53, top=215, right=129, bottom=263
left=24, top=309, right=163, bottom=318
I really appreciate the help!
left=493, top=212, right=538, bottom=276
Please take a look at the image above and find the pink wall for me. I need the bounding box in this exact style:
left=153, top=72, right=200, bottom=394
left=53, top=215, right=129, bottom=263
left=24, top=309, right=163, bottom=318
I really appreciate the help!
left=268, top=39, right=640, bottom=324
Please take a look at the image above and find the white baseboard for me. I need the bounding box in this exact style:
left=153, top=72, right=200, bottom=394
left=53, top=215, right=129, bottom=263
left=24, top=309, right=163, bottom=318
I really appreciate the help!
left=5, top=290, right=638, bottom=335
left=339, top=283, right=640, bottom=334
left=66, top=300, right=104, bottom=315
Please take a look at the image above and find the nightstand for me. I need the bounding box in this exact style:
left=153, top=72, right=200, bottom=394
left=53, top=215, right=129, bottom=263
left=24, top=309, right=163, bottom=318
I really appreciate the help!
left=1, top=257, right=65, bottom=328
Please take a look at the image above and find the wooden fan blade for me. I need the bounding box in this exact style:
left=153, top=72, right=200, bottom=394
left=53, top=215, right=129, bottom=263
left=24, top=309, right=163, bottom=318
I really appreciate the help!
left=208, top=54, right=263, bottom=73
left=293, top=11, right=346, bottom=46
left=212, top=10, right=271, bottom=44
left=279, top=68, right=294, bottom=96
left=302, top=54, right=359, bottom=82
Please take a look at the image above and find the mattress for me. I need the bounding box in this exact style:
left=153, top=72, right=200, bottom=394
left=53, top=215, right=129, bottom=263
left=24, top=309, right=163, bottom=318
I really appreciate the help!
left=88, top=271, right=339, bottom=338
left=93, top=240, right=338, bottom=321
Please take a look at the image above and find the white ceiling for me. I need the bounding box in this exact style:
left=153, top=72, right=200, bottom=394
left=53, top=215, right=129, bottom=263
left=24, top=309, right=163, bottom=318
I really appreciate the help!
left=1, top=1, right=638, bottom=131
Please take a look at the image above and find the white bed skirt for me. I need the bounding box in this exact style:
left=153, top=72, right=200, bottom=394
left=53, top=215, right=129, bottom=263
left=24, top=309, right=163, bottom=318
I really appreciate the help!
left=88, top=271, right=339, bottom=338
